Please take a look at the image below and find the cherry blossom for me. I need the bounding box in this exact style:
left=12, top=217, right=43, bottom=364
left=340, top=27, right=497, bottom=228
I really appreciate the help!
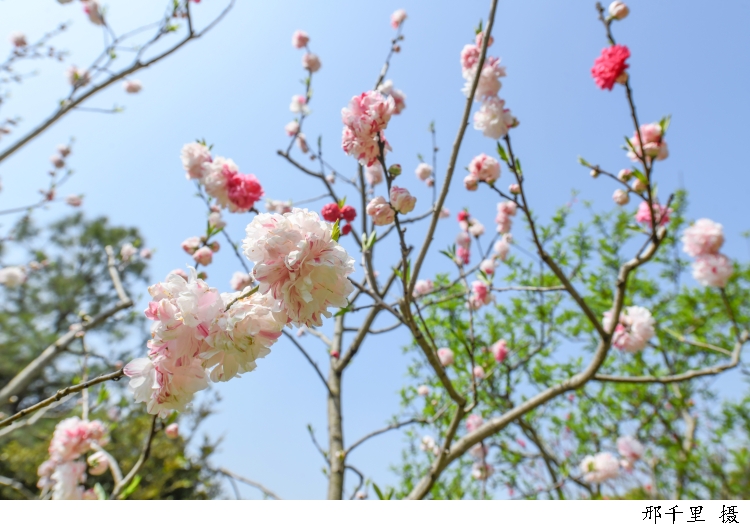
left=181, top=236, right=202, bottom=255
left=456, top=246, right=470, bottom=265
left=120, top=243, right=137, bottom=261
left=378, top=80, right=406, bottom=115
left=468, top=153, right=501, bottom=185
left=634, top=200, right=672, bottom=228
left=682, top=218, right=724, bottom=257
left=469, top=280, right=493, bottom=309
left=495, top=200, right=518, bottom=234
left=473, top=365, right=486, bottom=379
left=420, top=435, right=439, bottom=455
left=493, top=233, right=513, bottom=261
left=413, top=279, right=434, bottom=298
left=466, top=414, right=484, bottom=432
left=65, top=66, right=90, bottom=87
left=437, top=347, right=454, bottom=366
left=580, top=452, right=620, bottom=483
left=341, top=91, right=395, bottom=166
left=87, top=451, right=109, bottom=476
left=366, top=196, right=395, bottom=226
left=612, top=189, right=629, bottom=206
left=390, top=186, right=416, bottom=214
left=181, top=142, right=212, bottom=180
left=366, top=162, right=384, bottom=186
left=603, top=305, right=655, bottom=353
left=479, top=259, right=496, bottom=276
left=591, top=44, right=630, bottom=90
left=0, top=266, right=27, bottom=287
left=123, top=80, right=142, bottom=93
left=82, top=0, right=104, bottom=25
left=9, top=32, right=27, bottom=47
left=473, top=97, right=517, bottom=139
left=491, top=339, right=508, bottom=362
left=266, top=198, right=293, bottom=214
left=390, top=9, right=407, bottom=29
left=290, top=95, right=310, bottom=115
left=230, top=271, right=253, bottom=291
left=415, top=163, right=433, bottom=181
left=609, top=1, right=629, bottom=20
left=469, top=221, right=485, bottom=237
left=242, top=208, right=355, bottom=327
left=65, top=194, right=83, bottom=207
left=193, top=246, right=213, bottom=266
left=471, top=462, right=494, bottom=480
left=302, top=53, right=321, bottom=73
left=140, top=248, right=153, bottom=260
left=463, top=56, right=506, bottom=101
left=203, top=158, right=264, bottom=212
left=627, top=123, right=669, bottom=162
left=292, top=30, right=309, bottom=49
left=48, top=417, right=107, bottom=462
left=417, top=385, right=430, bottom=396
left=285, top=121, right=300, bottom=136
left=692, top=253, right=733, bottom=288
left=617, top=435, right=644, bottom=462
left=165, top=423, right=180, bottom=439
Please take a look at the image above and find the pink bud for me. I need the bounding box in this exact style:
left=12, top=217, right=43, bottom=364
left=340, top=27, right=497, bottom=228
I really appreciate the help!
left=509, top=183, right=521, bottom=194
left=292, top=30, right=309, bottom=49
left=491, top=339, right=508, bottom=362
left=473, top=365, right=485, bottom=379
left=612, top=189, right=630, bottom=205
left=87, top=451, right=109, bottom=475
left=330, top=350, right=340, bottom=359
left=193, top=246, right=213, bottom=266
left=165, top=423, right=179, bottom=439
left=417, top=385, right=430, bottom=396
left=437, top=347, right=454, bottom=366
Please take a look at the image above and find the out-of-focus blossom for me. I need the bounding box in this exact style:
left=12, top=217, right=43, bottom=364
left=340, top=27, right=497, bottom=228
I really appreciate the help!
left=491, top=339, right=508, bottom=362
left=181, top=142, right=212, bottom=180
left=390, top=9, right=407, bottom=29
left=390, top=186, right=416, bottom=214
left=692, top=253, right=733, bottom=288
left=580, top=452, right=620, bottom=483
left=120, top=243, right=137, bottom=262
left=682, top=219, right=724, bottom=257
left=617, top=435, right=644, bottom=462
left=415, top=162, right=432, bottom=181
left=591, top=44, right=630, bottom=90
left=609, top=1, right=630, bottom=20
left=193, top=246, right=213, bottom=266
left=634, top=200, right=672, bottom=228
left=437, top=347, right=454, bottom=366
left=9, top=32, right=27, bottom=47
left=165, top=423, right=180, bottom=439
left=627, top=123, right=668, bottom=162
left=473, top=97, right=517, bottom=139
left=290, top=95, right=310, bottom=115
left=230, top=271, right=253, bottom=291
left=302, top=53, right=321, bottom=73
left=603, top=305, right=655, bottom=353
left=413, top=279, right=433, bottom=298
left=65, top=194, right=83, bottom=207
left=292, top=30, right=309, bottom=49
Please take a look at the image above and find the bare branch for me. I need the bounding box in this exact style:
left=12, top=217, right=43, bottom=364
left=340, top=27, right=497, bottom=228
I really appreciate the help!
left=217, top=467, right=282, bottom=500
left=113, top=415, right=157, bottom=499
left=0, top=475, right=35, bottom=499
left=282, top=330, right=332, bottom=395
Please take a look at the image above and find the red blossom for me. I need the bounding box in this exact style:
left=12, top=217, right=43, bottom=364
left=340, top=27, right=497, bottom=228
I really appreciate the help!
left=591, top=44, right=630, bottom=91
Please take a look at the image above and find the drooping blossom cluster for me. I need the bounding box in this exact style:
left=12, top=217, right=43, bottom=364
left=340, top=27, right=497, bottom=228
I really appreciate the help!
left=378, top=79, right=406, bottom=115
left=495, top=200, right=517, bottom=234
left=634, top=200, right=672, bottom=229
left=242, top=208, right=355, bottom=328
left=180, top=144, right=264, bottom=213
left=579, top=452, right=620, bottom=483
left=124, top=268, right=287, bottom=415
left=627, top=122, right=669, bottom=162
left=682, top=218, right=733, bottom=288
left=37, top=417, right=107, bottom=500
left=602, top=305, right=655, bottom=353
left=320, top=202, right=357, bottom=236
left=461, top=33, right=517, bottom=139
left=341, top=91, right=395, bottom=167
left=591, top=44, right=630, bottom=90
left=464, top=153, right=500, bottom=190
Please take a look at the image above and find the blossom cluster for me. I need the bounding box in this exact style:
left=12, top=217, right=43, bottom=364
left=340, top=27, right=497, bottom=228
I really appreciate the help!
left=602, top=305, right=655, bottom=353
left=461, top=33, right=517, bottom=139
left=181, top=143, right=264, bottom=213
left=341, top=90, right=395, bottom=167
left=320, top=202, right=357, bottom=236
left=682, top=218, right=733, bottom=288
left=464, top=153, right=500, bottom=191
left=37, top=417, right=107, bottom=500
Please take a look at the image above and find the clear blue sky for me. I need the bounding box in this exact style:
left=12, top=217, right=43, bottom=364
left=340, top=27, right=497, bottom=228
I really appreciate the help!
left=1, top=0, right=749, bottom=499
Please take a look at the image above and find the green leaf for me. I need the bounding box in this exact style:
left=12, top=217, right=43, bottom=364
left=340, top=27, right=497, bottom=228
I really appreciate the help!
left=331, top=219, right=341, bottom=242
left=96, top=385, right=109, bottom=406
left=120, top=475, right=142, bottom=499
left=514, top=158, right=522, bottom=176
left=372, top=482, right=385, bottom=500
left=337, top=196, right=347, bottom=209
left=94, top=483, right=108, bottom=500
left=577, top=156, right=589, bottom=167
left=659, top=115, right=672, bottom=135
left=496, top=142, right=508, bottom=163
left=333, top=302, right=351, bottom=317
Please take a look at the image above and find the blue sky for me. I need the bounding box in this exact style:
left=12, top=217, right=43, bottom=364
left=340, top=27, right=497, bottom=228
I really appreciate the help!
left=1, top=0, right=749, bottom=499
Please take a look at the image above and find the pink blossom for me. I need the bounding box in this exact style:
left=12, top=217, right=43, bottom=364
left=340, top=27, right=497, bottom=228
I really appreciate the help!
left=469, top=221, right=485, bottom=237
left=180, top=142, right=212, bottom=180
left=140, top=248, right=153, bottom=260
left=627, top=123, right=669, bottom=162
left=415, top=163, right=433, bottom=181
left=692, top=253, right=733, bottom=288
left=417, top=385, right=430, bottom=396
left=193, top=246, right=213, bottom=266
left=341, top=91, right=395, bottom=167
left=123, top=80, right=142, bottom=94
left=292, top=30, right=309, bottom=49
left=617, top=168, right=633, bottom=181
left=413, top=279, right=434, bottom=298
left=420, top=435, right=439, bottom=455
left=468, top=153, right=501, bottom=185
left=464, top=174, right=479, bottom=191
left=469, top=280, right=493, bottom=309
left=496, top=201, right=517, bottom=234
left=580, top=452, right=620, bottom=483
left=170, top=269, right=189, bottom=281
left=47, top=461, right=88, bottom=500
left=87, top=451, right=109, bottom=476
left=494, top=234, right=513, bottom=261
left=469, top=443, right=488, bottom=459
left=302, top=53, right=321, bottom=73
left=50, top=154, right=65, bottom=168
left=682, top=219, right=724, bottom=257
left=65, top=65, right=89, bottom=87
left=617, top=435, right=644, bottom=462
left=48, top=417, right=107, bottom=462
left=82, top=0, right=104, bottom=25
left=634, top=201, right=672, bottom=228
left=491, top=339, right=508, bottom=362
left=366, top=162, right=384, bottom=186
left=209, top=211, right=226, bottom=230
left=285, top=121, right=300, bottom=136
left=603, top=305, right=655, bottom=353
left=321, top=203, right=341, bottom=222
left=471, top=462, right=494, bottom=481
left=296, top=133, right=309, bottom=153
left=437, top=347, right=454, bottom=366
left=612, top=189, right=630, bottom=206
left=463, top=56, right=506, bottom=101
left=290, top=95, right=310, bottom=115
left=479, top=259, right=496, bottom=276
left=181, top=236, right=202, bottom=255
left=439, top=207, right=450, bottom=219
left=591, top=45, right=630, bottom=90
left=366, top=196, right=395, bottom=226
left=58, top=145, right=72, bottom=157
left=466, top=414, right=484, bottom=432
left=390, top=9, right=407, bottom=29
left=226, top=171, right=264, bottom=212
left=230, top=271, right=253, bottom=291
left=609, top=1, right=630, bottom=19
left=120, top=243, right=137, bottom=261
left=425, top=177, right=434, bottom=187
left=243, top=208, right=355, bottom=328
left=378, top=80, right=406, bottom=115
left=456, top=246, right=470, bottom=265
left=473, top=97, right=517, bottom=139
left=265, top=198, right=293, bottom=215
left=390, top=186, right=416, bottom=214
left=202, top=290, right=286, bottom=382
left=456, top=231, right=471, bottom=249
left=473, top=365, right=486, bottom=379
left=165, top=423, right=180, bottom=439
left=65, top=194, right=83, bottom=207
left=461, top=44, right=481, bottom=73
left=9, top=32, right=27, bottom=47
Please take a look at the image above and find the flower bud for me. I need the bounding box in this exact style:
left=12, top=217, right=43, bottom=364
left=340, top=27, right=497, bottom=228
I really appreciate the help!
left=608, top=1, right=630, bottom=20
left=388, top=164, right=402, bottom=177
left=87, top=451, right=109, bottom=476
left=209, top=241, right=220, bottom=252
left=165, top=423, right=179, bottom=439
left=197, top=271, right=208, bottom=280
left=632, top=178, right=647, bottom=193
left=330, top=350, right=340, bottom=359
left=612, top=189, right=630, bottom=206
left=464, top=174, right=479, bottom=191
left=417, top=385, right=430, bottom=396
left=509, top=183, right=521, bottom=194
left=617, top=168, right=632, bottom=182
left=590, top=168, right=600, bottom=178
